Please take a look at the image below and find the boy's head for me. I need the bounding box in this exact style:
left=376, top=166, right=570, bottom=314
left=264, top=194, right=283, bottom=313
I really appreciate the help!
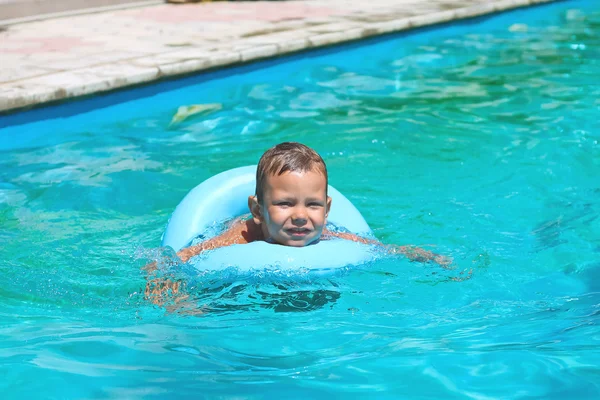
left=255, top=142, right=328, bottom=204
left=248, top=142, right=331, bottom=247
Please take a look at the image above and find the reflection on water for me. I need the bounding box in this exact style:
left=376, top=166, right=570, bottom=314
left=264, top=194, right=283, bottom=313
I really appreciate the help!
left=1, top=1, right=600, bottom=398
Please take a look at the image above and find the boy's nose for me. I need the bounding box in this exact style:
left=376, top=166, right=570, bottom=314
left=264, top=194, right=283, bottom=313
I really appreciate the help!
left=291, top=208, right=308, bottom=225
left=292, top=216, right=307, bottom=226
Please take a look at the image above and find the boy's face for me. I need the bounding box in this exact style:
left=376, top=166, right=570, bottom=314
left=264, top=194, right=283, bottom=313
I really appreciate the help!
left=249, top=169, right=331, bottom=247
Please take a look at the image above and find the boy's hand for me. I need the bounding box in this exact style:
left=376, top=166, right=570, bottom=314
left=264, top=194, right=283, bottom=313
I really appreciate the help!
left=432, top=254, right=453, bottom=268
left=145, top=278, right=183, bottom=306
left=142, top=261, right=157, bottom=273
left=144, top=278, right=206, bottom=315
left=142, top=248, right=191, bottom=308
left=394, top=245, right=453, bottom=267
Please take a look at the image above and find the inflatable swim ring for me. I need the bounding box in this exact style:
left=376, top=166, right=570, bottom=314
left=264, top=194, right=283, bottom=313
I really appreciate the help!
left=161, top=166, right=377, bottom=273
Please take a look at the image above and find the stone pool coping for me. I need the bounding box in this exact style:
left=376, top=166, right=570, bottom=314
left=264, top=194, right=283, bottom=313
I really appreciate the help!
left=0, top=0, right=560, bottom=114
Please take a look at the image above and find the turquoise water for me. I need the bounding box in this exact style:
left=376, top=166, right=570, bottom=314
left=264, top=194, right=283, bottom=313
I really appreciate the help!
left=1, top=0, right=599, bottom=397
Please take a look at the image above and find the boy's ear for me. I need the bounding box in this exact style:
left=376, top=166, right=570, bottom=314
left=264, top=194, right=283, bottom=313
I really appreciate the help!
left=325, top=196, right=332, bottom=219
left=248, top=195, right=263, bottom=224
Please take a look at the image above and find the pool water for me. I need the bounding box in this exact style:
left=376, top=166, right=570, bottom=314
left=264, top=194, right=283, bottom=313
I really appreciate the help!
left=1, top=0, right=599, bottom=397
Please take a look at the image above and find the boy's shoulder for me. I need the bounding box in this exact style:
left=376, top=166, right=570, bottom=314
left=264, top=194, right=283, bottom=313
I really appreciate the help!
left=219, top=217, right=264, bottom=245
left=177, top=216, right=265, bottom=262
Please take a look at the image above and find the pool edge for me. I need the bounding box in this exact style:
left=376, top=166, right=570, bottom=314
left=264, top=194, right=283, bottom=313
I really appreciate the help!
left=0, top=0, right=563, bottom=115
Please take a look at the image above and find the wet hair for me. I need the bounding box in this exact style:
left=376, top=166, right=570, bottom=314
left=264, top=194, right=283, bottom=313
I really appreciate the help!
left=255, top=142, right=328, bottom=203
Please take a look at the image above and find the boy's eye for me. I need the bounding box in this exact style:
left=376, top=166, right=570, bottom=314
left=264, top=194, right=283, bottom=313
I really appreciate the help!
left=308, top=202, right=323, bottom=208
left=276, top=202, right=292, bottom=207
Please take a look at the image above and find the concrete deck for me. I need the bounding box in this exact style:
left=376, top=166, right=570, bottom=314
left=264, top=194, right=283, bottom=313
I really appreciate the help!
left=0, top=0, right=149, bottom=21
left=0, top=0, right=558, bottom=113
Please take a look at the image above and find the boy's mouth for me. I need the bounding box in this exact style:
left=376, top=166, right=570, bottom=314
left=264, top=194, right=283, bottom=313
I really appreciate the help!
left=286, top=228, right=311, bottom=237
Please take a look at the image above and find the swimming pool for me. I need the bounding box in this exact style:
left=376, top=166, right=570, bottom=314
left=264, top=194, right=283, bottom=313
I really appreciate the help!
left=1, top=0, right=599, bottom=397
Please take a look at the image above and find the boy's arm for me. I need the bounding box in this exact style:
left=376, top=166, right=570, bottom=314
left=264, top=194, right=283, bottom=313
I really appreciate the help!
left=143, top=236, right=230, bottom=306
left=323, top=229, right=451, bottom=266
left=322, top=229, right=378, bottom=245
left=176, top=217, right=261, bottom=262
left=143, top=233, right=234, bottom=275
left=391, top=245, right=452, bottom=266
left=176, top=236, right=228, bottom=263
left=144, top=218, right=260, bottom=273
left=144, top=218, right=261, bottom=306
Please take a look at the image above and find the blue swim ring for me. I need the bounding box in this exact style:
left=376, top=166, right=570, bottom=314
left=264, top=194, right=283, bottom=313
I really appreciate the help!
left=161, top=166, right=377, bottom=273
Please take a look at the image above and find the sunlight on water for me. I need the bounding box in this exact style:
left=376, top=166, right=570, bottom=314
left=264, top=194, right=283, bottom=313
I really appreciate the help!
left=1, top=0, right=599, bottom=398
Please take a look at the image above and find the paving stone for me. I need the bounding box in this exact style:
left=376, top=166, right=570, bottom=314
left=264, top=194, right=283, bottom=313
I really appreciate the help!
left=240, top=44, right=279, bottom=62
left=341, top=27, right=369, bottom=42
left=492, top=0, right=530, bottom=11
left=0, top=65, right=60, bottom=83
left=0, top=85, right=64, bottom=112
left=20, top=64, right=159, bottom=98
left=206, top=51, right=242, bottom=67
left=43, top=51, right=149, bottom=70
left=277, top=38, right=311, bottom=54
left=454, top=3, right=497, bottom=19
left=308, top=31, right=348, bottom=47
left=158, top=59, right=213, bottom=77
left=409, top=10, right=457, bottom=28
left=235, top=31, right=309, bottom=46
left=307, top=22, right=361, bottom=34
left=369, top=18, right=412, bottom=35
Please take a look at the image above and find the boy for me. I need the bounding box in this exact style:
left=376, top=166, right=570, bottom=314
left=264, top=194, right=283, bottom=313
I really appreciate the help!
left=145, top=142, right=449, bottom=306
left=175, top=142, right=447, bottom=263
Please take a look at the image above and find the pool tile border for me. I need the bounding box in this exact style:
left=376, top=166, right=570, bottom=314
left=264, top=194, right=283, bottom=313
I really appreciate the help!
left=0, top=0, right=560, bottom=113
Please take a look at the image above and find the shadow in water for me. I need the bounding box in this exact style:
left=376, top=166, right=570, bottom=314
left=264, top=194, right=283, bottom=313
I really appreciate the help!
left=178, top=279, right=342, bottom=315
